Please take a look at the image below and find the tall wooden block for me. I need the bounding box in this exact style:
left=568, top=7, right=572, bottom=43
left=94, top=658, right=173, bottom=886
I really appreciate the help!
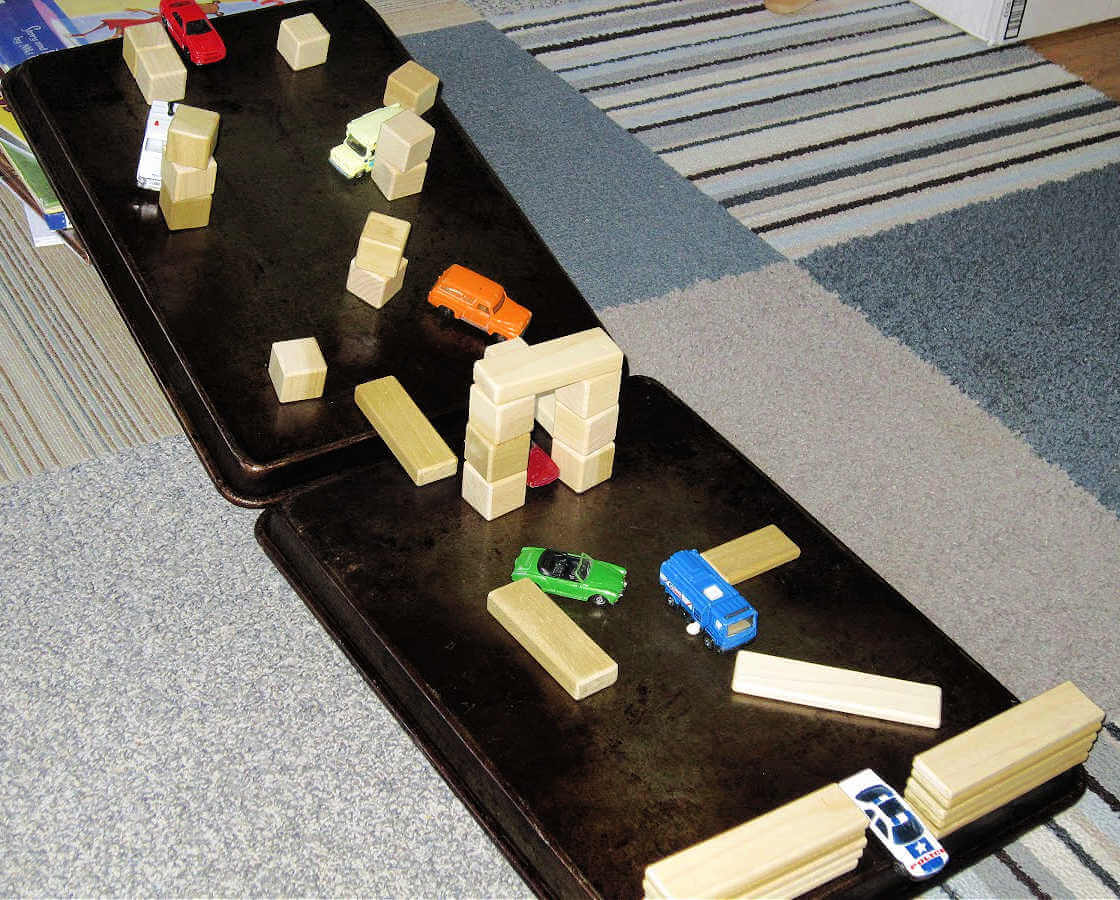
left=464, top=423, right=530, bottom=483
left=731, top=651, right=942, bottom=728
left=355, top=211, right=410, bottom=277
left=486, top=579, right=617, bottom=700
left=554, top=368, right=622, bottom=418
left=468, top=384, right=535, bottom=444
left=552, top=438, right=614, bottom=493
left=159, top=155, right=217, bottom=202
left=123, top=21, right=171, bottom=75
left=165, top=105, right=220, bottom=169
left=158, top=186, right=211, bottom=230
left=268, top=337, right=326, bottom=403
left=643, top=783, right=867, bottom=899
left=374, top=110, right=434, bottom=172
left=383, top=60, right=439, bottom=114
left=535, top=392, right=556, bottom=435
left=346, top=256, right=407, bottom=309
left=701, top=524, right=801, bottom=585
left=461, top=460, right=527, bottom=521
left=354, top=376, right=457, bottom=486
left=135, top=45, right=186, bottom=104
left=472, top=327, right=624, bottom=404
left=276, top=12, right=330, bottom=70
left=371, top=157, right=427, bottom=201
left=552, top=401, right=619, bottom=455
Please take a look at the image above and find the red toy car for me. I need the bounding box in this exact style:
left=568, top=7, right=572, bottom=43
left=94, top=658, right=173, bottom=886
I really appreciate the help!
left=160, top=0, right=226, bottom=64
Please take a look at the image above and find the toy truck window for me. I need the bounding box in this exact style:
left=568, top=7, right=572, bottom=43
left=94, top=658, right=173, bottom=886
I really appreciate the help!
left=346, top=136, right=369, bottom=157
left=702, top=584, right=724, bottom=601
left=726, top=616, right=754, bottom=637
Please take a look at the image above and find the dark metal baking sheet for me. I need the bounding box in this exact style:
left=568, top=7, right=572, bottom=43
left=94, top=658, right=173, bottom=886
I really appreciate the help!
left=256, top=375, right=1083, bottom=899
left=3, top=0, right=603, bottom=505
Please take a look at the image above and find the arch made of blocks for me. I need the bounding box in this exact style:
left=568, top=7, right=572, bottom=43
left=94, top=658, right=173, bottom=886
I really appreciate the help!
left=461, top=327, right=624, bottom=520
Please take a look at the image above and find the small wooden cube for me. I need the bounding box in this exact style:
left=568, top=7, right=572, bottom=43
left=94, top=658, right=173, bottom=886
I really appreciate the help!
left=276, top=12, right=329, bottom=71
left=158, top=186, right=211, bottom=230
left=165, top=105, right=220, bottom=169
left=462, top=461, right=527, bottom=521
left=371, top=157, right=428, bottom=202
left=346, top=256, right=407, bottom=309
left=374, top=110, right=434, bottom=172
left=135, top=45, right=186, bottom=104
left=159, top=156, right=217, bottom=202
left=468, top=384, right=535, bottom=444
left=355, top=211, right=410, bottom=277
left=383, top=60, right=439, bottom=114
left=123, top=21, right=171, bottom=75
left=553, top=402, right=619, bottom=455
left=552, top=438, right=614, bottom=493
left=269, top=337, right=327, bottom=403
left=554, top=368, right=622, bottom=418
left=464, top=423, right=530, bottom=483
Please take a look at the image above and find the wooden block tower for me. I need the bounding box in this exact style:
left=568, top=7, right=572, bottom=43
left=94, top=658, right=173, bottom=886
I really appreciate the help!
left=345, top=212, right=410, bottom=309
left=462, top=327, right=624, bottom=520
left=372, top=109, right=435, bottom=201
left=160, top=104, right=220, bottom=230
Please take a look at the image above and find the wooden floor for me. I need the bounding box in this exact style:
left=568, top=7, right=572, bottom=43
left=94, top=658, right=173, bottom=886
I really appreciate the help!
left=1029, top=19, right=1120, bottom=101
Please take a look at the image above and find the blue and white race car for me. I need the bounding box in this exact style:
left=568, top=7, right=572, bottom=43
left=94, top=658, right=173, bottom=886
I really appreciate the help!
left=839, top=768, right=948, bottom=879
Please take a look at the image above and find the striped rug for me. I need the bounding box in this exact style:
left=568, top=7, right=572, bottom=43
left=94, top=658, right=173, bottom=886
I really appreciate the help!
left=495, top=0, right=1120, bottom=257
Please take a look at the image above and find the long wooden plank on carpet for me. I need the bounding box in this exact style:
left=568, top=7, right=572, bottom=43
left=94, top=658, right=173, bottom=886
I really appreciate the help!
left=911, top=681, right=1103, bottom=805
left=731, top=650, right=942, bottom=728
left=643, top=783, right=867, bottom=899
left=354, top=375, right=457, bottom=486
left=700, top=525, right=800, bottom=585
left=472, top=327, right=623, bottom=404
left=487, top=580, right=617, bottom=701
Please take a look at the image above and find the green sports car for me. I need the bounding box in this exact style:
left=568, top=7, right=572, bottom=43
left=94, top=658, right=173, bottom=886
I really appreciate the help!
left=511, top=547, right=627, bottom=606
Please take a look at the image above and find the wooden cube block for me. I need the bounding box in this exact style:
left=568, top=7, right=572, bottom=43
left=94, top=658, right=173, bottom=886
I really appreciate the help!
left=554, top=368, right=622, bottom=418
left=552, top=438, right=614, bottom=493
left=159, top=155, right=217, bottom=202
left=468, top=384, right=535, bottom=444
left=462, top=460, right=527, bottom=520
left=374, top=110, right=434, bottom=172
left=135, top=45, right=186, bottom=105
left=276, top=12, right=330, bottom=70
left=346, top=256, right=407, bottom=309
left=383, top=60, right=439, bottom=114
left=158, top=186, right=211, bottom=230
left=371, top=157, right=427, bottom=202
left=268, top=337, right=326, bottom=403
left=553, top=401, right=619, bottom=455
left=165, top=105, right=220, bottom=169
left=123, top=21, right=172, bottom=75
left=355, top=211, right=410, bottom=277
left=354, top=376, right=457, bottom=486
left=487, top=579, right=617, bottom=700
left=464, top=423, right=530, bottom=483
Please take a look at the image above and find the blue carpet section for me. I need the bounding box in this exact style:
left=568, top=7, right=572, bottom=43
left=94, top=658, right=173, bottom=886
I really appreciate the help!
left=803, top=164, right=1120, bottom=514
left=402, top=23, right=780, bottom=309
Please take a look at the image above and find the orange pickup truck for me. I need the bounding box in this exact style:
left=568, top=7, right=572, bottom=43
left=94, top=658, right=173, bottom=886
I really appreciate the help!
left=427, top=265, right=531, bottom=340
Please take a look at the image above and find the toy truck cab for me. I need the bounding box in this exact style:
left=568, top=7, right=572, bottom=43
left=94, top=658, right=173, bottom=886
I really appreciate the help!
left=329, top=104, right=403, bottom=180
left=659, top=549, right=758, bottom=651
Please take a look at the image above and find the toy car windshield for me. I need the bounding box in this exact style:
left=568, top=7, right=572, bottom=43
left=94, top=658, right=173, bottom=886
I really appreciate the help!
left=185, top=19, right=213, bottom=34
left=537, top=550, right=588, bottom=581
left=346, top=136, right=368, bottom=156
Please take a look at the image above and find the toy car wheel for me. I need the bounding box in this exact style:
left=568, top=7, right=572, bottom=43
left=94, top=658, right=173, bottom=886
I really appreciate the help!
left=437, top=305, right=454, bottom=320
left=590, top=594, right=607, bottom=607
left=702, top=634, right=715, bottom=651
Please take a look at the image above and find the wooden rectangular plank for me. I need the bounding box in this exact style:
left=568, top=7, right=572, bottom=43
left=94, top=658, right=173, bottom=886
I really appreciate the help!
left=912, top=681, right=1102, bottom=805
left=487, top=580, right=617, bottom=701
left=354, top=376, right=457, bottom=486
left=701, top=525, right=800, bottom=585
left=743, top=845, right=865, bottom=900
left=472, top=328, right=623, bottom=404
left=643, top=783, right=867, bottom=899
left=906, top=737, right=1095, bottom=831
left=732, top=651, right=942, bottom=728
